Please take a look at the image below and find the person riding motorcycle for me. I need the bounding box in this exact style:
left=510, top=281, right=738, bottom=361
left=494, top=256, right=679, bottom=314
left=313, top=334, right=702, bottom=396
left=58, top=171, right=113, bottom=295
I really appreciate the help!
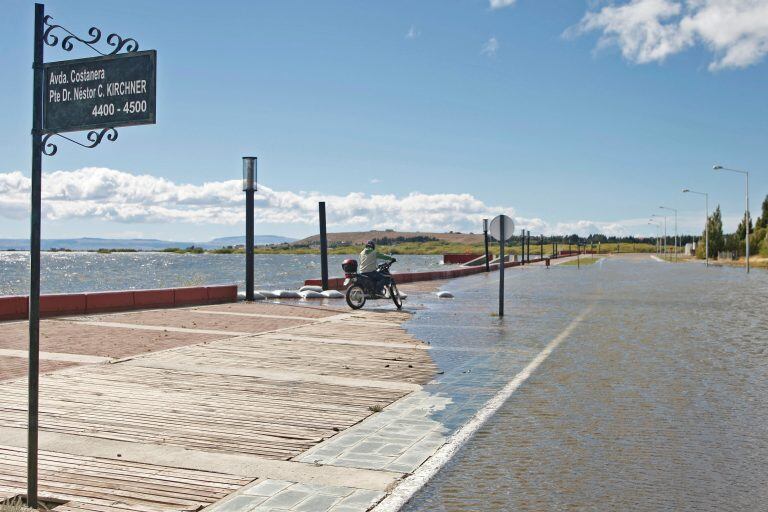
left=359, top=240, right=395, bottom=295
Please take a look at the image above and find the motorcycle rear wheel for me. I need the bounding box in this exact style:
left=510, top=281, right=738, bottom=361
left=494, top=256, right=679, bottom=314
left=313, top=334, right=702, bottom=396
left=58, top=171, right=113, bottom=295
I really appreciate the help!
left=346, top=285, right=366, bottom=309
left=390, top=283, right=402, bottom=310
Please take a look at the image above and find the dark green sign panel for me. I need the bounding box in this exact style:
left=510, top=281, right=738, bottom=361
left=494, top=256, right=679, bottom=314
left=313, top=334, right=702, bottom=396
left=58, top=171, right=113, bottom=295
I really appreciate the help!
left=43, top=50, right=156, bottom=133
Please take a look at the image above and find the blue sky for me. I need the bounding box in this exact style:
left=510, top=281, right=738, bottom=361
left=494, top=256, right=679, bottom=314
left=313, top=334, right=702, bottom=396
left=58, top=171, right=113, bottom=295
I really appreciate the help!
left=1, top=0, right=766, bottom=241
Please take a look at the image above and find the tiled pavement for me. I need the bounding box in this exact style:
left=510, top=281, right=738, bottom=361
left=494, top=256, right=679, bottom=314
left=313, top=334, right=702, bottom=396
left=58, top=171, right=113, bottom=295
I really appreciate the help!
left=295, top=391, right=451, bottom=474
left=206, top=391, right=452, bottom=512
left=208, top=479, right=384, bottom=512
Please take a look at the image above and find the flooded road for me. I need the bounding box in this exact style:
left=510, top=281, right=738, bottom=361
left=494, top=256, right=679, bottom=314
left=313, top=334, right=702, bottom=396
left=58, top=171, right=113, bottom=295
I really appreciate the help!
left=402, top=256, right=768, bottom=511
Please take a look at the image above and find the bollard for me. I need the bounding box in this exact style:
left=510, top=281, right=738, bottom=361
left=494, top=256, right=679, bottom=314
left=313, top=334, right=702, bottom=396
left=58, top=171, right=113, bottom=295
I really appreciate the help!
left=483, top=219, right=490, bottom=272
left=319, top=202, right=329, bottom=290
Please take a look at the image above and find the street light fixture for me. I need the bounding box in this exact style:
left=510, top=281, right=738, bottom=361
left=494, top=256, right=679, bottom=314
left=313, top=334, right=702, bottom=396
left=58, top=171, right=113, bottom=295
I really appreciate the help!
left=713, top=164, right=750, bottom=273
left=648, top=221, right=661, bottom=255
left=682, top=188, right=709, bottom=267
left=242, top=157, right=257, bottom=300
left=651, top=213, right=667, bottom=256
left=659, top=206, right=678, bottom=261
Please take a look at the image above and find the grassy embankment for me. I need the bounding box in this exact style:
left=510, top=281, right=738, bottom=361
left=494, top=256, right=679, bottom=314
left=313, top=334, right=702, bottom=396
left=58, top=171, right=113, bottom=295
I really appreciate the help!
left=559, top=256, right=601, bottom=266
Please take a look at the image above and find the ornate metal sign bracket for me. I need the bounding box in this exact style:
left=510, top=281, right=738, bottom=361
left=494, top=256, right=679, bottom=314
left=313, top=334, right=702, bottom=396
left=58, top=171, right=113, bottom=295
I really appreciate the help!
left=41, top=127, right=118, bottom=156
left=43, top=15, right=139, bottom=56
left=41, top=15, right=141, bottom=156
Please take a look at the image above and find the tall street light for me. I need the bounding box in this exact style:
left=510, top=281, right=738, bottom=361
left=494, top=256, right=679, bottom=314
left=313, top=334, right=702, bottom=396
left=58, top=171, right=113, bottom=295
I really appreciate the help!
left=651, top=214, right=667, bottom=256
left=648, top=221, right=661, bottom=255
left=659, top=206, right=678, bottom=261
left=713, top=164, right=750, bottom=273
left=683, top=188, right=709, bottom=267
left=242, top=157, right=257, bottom=300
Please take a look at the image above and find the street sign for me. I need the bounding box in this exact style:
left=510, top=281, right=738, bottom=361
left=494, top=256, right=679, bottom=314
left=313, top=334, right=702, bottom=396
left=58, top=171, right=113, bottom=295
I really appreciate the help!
left=43, top=50, right=156, bottom=133
left=489, top=215, right=515, bottom=241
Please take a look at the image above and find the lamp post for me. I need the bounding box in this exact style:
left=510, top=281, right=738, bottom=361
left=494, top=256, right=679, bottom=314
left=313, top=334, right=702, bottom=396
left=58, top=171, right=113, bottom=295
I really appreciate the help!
left=659, top=206, right=678, bottom=261
left=683, top=188, right=709, bottom=267
left=651, top=214, right=667, bottom=257
left=242, top=157, right=257, bottom=301
left=648, top=221, right=661, bottom=255
left=714, top=165, right=750, bottom=273
left=483, top=218, right=490, bottom=272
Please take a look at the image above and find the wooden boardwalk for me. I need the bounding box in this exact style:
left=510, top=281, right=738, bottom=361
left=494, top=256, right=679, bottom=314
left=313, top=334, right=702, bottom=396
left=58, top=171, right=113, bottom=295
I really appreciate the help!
left=0, top=445, right=249, bottom=511
left=0, top=302, right=435, bottom=511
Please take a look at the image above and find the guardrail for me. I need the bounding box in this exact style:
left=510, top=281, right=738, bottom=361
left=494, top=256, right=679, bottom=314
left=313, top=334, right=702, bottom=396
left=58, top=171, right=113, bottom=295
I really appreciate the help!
left=0, top=284, right=238, bottom=321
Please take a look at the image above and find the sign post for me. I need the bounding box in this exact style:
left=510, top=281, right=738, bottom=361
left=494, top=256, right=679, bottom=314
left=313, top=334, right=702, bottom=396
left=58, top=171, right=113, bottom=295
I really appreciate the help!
left=489, top=215, right=514, bottom=317
left=28, top=5, right=156, bottom=506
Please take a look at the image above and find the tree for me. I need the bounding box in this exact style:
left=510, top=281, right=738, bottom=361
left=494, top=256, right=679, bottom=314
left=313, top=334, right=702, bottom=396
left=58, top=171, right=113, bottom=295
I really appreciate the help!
left=756, top=194, right=768, bottom=229
left=735, top=212, right=753, bottom=241
left=707, top=205, right=724, bottom=259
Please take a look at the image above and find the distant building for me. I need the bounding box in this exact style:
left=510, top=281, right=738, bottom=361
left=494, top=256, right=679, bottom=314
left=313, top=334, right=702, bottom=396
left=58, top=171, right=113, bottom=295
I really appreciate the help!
left=684, top=242, right=696, bottom=256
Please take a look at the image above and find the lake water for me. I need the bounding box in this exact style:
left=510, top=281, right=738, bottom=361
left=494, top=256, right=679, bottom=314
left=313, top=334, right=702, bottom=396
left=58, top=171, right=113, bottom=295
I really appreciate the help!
left=0, top=252, right=450, bottom=295
left=399, top=256, right=768, bottom=511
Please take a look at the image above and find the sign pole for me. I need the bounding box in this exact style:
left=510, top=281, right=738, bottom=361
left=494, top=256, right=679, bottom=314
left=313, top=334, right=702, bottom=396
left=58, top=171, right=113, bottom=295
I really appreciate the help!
left=319, top=202, right=329, bottom=290
left=498, top=216, right=505, bottom=317
left=29, top=8, right=157, bottom=506
left=28, top=4, right=44, bottom=508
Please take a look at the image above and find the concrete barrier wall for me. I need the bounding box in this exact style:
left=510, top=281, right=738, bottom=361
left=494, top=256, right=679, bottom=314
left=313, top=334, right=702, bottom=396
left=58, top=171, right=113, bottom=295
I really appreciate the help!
left=443, top=253, right=484, bottom=264
left=305, top=257, right=551, bottom=291
left=0, top=284, right=238, bottom=321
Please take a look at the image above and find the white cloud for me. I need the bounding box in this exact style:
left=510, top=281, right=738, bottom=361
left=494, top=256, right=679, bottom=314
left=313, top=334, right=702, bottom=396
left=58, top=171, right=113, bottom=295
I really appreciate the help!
left=481, top=36, right=500, bottom=57
left=405, top=25, right=420, bottom=39
left=569, top=0, right=768, bottom=70
left=370, top=178, right=381, bottom=184
left=489, top=0, right=517, bottom=9
left=0, top=167, right=510, bottom=233
left=0, top=167, right=687, bottom=237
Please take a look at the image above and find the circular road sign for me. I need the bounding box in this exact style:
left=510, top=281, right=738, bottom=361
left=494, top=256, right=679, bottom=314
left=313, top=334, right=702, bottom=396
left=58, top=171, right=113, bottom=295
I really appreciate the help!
left=489, top=215, right=515, bottom=241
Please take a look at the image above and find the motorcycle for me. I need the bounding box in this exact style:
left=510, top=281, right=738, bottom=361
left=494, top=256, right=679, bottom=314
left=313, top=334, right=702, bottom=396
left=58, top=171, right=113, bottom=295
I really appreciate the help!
left=342, top=259, right=403, bottom=310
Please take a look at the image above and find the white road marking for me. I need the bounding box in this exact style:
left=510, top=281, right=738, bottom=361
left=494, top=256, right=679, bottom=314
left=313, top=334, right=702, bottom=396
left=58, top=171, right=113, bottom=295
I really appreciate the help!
left=372, top=305, right=594, bottom=512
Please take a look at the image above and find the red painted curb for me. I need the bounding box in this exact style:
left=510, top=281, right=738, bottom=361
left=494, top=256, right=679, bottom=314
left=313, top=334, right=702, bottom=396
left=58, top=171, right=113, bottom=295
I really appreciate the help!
left=206, top=285, right=238, bottom=303
left=173, top=286, right=208, bottom=306
left=41, top=293, right=86, bottom=317
left=0, top=284, right=240, bottom=322
left=134, top=288, right=175, bottom=308
left=85, top=291, right=135, bottom=313
left=0, top=296, right=28, bottom=321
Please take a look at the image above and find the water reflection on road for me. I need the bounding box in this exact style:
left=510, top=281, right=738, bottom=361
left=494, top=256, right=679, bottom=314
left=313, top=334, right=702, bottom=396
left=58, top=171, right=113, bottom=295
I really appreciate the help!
left=403, top=256, right=768, bottom=511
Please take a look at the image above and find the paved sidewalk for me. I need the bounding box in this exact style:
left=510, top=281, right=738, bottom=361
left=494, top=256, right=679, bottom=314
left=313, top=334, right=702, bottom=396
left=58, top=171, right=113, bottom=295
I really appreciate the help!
left=0, top=301, right=435, bottom=511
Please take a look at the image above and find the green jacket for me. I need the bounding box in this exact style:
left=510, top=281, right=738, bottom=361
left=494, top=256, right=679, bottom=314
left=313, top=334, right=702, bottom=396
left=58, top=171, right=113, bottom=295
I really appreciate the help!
left=359, top=247, right=394, bottom=273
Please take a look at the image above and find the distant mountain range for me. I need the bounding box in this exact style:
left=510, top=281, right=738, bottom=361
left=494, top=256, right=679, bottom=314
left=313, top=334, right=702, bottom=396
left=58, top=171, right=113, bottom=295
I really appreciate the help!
left=0, top=235, right=296, bottom=251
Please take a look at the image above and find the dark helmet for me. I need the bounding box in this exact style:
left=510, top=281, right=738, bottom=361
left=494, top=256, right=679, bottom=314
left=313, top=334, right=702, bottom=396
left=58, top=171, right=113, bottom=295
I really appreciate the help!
left=365, top=240, right=375, bottom=249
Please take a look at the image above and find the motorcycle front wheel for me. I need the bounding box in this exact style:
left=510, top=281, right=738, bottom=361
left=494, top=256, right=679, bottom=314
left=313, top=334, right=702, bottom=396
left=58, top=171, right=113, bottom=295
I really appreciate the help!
left=389, top=283, right=402, bottom=310
left=346, top=285, right=366, bottom=310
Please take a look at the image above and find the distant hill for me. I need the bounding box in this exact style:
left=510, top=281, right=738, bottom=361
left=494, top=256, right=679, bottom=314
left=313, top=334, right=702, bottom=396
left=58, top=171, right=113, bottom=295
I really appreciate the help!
left=293, top=230, right=484, bottom=246
left=206, top=235, right=295, bottom=247
left=0, top=235, right=296, bottom=251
